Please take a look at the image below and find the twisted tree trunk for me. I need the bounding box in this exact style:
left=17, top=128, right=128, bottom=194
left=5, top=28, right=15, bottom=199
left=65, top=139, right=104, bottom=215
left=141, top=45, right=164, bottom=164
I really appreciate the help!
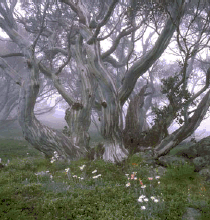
left=18, top=63, right=87, bottom=162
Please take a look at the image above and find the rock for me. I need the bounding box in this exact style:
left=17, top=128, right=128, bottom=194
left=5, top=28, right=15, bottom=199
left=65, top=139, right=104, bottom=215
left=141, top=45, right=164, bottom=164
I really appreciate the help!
left=192, top=156, right=209, bottom=172
left=182, top=207, right=201, bottom=220
left=131, top=136, right=210, bottom=184
left=199, top=168, right=210, bottom=178
left=131, top=137, right=210, bottom=219
left=157, top=155, right=192, bottom=168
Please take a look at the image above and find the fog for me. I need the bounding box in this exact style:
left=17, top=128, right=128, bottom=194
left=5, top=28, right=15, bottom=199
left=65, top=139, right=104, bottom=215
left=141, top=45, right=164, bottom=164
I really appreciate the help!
left=0, top=93, right=209, bottom=142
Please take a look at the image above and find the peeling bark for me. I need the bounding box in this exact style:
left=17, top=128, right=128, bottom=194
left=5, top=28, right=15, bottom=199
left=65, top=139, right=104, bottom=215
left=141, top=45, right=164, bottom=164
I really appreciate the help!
left=18, top=65, right=87, bottom=162
left=78, top=26, right=129, bottom=163
left=64, top=37, right=99, bottom=157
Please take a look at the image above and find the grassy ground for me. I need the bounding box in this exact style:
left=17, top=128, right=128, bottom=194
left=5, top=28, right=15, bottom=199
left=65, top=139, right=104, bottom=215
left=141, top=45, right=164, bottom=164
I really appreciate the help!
left=0, top=138, right=210, bottom=220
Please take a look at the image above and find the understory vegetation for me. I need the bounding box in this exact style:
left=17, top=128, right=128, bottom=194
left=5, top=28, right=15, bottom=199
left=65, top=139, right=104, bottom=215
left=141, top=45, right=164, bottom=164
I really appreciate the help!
left=0, top=138, right=210, bottom=220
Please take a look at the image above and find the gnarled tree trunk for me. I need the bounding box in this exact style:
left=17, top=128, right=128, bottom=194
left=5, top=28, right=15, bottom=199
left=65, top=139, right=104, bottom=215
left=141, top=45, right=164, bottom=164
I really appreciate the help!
left=64, top=37, right=98, bottom=156
left=18, top=61, right=87, bottom=162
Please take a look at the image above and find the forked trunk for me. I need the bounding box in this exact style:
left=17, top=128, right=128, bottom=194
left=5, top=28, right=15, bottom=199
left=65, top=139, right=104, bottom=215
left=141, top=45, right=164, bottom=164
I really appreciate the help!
left=18, top=67, right=87, bottom=162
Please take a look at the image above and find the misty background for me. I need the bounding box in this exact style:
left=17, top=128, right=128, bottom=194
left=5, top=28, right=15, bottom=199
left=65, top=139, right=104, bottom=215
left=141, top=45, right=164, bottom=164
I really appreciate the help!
left=0, top=1, right=210, bottom=144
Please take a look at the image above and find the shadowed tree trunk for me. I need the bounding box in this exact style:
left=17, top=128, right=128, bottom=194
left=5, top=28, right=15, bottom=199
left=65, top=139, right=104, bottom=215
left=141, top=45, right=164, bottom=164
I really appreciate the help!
left=123, top=84, right=148, bottom=154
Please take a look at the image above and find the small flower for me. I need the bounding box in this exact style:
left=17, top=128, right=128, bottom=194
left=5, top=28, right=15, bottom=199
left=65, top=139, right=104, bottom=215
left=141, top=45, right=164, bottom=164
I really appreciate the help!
left=79, top=165, right=86, bottom=171
left=131, top=174, right=135, bottom=180
left=139, top=178, right=144, bottom=185
left=148, top=177, right=153, bottom=180
left=65, top=168, right=70, bottom=173
left=132, top=172, right=137, bottom=175
left=141, top=206, right=146, bottom=210
left=73, top=175, right=77, bottom=178
left=126, top=182, right=131, bottom=187
left=138, top=195, right=148, bottom=203
left=138, top=198, right=143, bottom=202
left=92, top=170, right=97, bottom=173
left=141, top=185, right=146, bottom=189
left=125, top=174, right=129, bottom=177
left=154, top=199, right=159, bottom=203
left=155, top=176, right=160, bottom=179
left=132, top=163, right=138, bottom=166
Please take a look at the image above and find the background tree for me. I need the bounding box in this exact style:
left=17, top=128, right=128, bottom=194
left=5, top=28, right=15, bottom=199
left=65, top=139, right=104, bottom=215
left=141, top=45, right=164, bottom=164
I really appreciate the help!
left=0, top=36, right=62, bottom=132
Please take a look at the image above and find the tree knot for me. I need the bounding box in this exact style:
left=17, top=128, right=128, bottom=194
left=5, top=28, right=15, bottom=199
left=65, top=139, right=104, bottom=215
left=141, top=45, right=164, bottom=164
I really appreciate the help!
left=72, top=102, right=83, bottom=110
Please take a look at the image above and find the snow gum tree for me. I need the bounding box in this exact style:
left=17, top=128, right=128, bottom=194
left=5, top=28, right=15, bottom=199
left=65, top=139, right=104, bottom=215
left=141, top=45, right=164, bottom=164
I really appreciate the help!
left=1, top=0, right=210, bottom=164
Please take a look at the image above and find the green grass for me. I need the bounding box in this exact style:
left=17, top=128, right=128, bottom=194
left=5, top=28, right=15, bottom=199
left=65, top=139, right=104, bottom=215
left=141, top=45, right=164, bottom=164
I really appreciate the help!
left=0, top=139, right=210, bottom=219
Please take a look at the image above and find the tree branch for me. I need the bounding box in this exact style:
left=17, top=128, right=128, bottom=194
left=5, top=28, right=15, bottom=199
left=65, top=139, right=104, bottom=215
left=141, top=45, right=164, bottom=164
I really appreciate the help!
left=101, top=25, right=140, bottom=59
left=59, top=0, right=86, bottom=25
left=31, top=2, right=50, bottom=56
left=0, top=57, right=23, bottom=86
left=119, top=0, right=186, bottom=106
left=87, top=0, right=119, bottom=44
left=0, top=53, right=24, bottom=58
left=38, top=62, right=76, bottom=106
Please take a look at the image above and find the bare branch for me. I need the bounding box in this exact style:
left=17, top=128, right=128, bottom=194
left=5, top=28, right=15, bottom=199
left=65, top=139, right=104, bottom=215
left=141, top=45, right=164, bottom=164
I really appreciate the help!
left=54, top=32, right=72, bottom=76
left=0, top=57, right=23, bottom=85
left=101, top=25, right=140, bottom=59
left=32, top=2, right=50, bottom=55
left=38, top=62, right=76, bottom=106
left=10, top=0, right=17, bottom=13
left=44, top=47, right=68, bottom=57
left=119, top=0, right=186, bottom=106
left=0, top=52, right=23, bottom=58
left=34, top=97, right=62, bottom=115
left=87, top=0, right=119, bottom=44
left=185, top=66, right=210, bottom=105
left=97, top=10, right=125, bottom=41
left=59, top=0, right=86, bottom=24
